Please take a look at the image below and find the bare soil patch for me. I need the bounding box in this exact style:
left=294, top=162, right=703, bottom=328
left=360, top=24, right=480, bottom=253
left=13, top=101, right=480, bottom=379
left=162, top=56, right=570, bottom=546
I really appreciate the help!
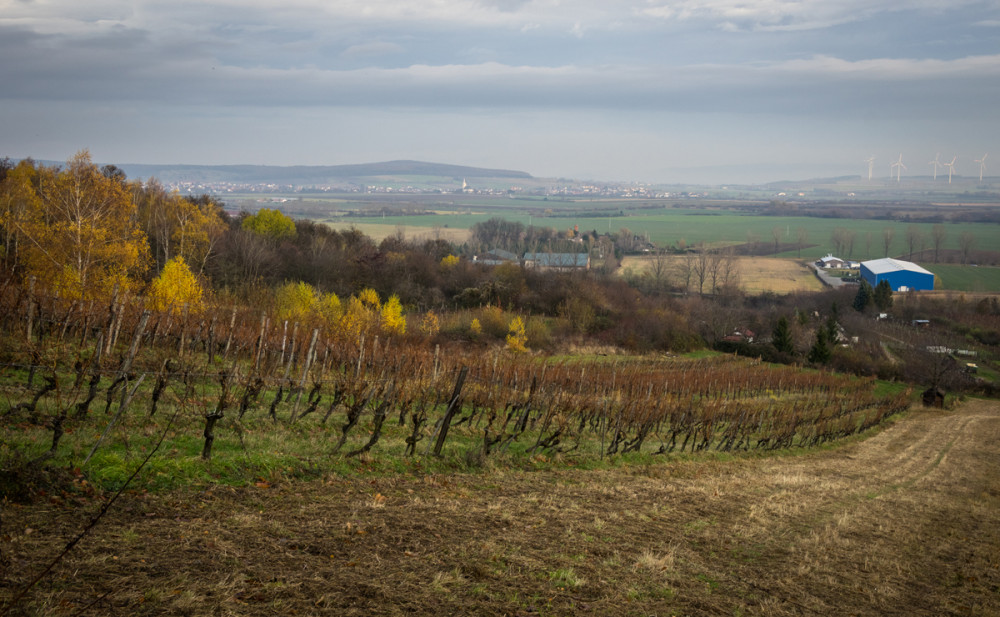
left=3, top=400, right=999, bottom=616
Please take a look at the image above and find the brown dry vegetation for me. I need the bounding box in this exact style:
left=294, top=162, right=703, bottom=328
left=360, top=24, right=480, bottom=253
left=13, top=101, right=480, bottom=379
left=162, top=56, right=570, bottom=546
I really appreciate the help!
left=321, top=221, right=472, bottom=244
left=621, top=256, right=824, bottom=294
left=3, top=399, right=999, bottom=616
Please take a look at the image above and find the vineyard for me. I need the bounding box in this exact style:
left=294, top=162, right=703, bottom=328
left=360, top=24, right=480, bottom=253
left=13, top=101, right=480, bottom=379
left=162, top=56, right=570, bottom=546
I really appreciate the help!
left=1, top=279, right=912, bottom=494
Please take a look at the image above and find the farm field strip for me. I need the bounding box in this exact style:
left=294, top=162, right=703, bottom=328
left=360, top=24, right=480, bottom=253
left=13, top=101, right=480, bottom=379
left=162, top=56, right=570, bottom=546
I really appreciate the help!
left=355, top=210, right=1000, bottom=261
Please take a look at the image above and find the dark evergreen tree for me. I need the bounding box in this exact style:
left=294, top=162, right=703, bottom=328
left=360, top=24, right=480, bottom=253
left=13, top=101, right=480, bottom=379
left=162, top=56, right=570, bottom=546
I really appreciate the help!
left=853, top=279, right=873, bottom=312
left=873, top=280, right=894, bottom=312
left=808, top=328, right=832, bottom=364
left=772, top=316, right=793, bottom=354
left=825, top=314, right=839, bottom=343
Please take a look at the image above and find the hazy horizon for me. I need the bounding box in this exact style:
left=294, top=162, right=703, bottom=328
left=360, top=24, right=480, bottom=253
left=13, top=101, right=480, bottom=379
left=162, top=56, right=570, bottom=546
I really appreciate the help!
left=2, top=1, right=998, bottom=185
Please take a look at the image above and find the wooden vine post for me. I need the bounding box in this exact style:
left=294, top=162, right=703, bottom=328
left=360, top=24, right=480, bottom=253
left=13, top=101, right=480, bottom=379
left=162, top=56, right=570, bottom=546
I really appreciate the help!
left=432, top=366, right=469, bottom=457
left=222, top=307, right=237, bottom=361
left=290, top=328, right=320, bottom=423
left=253, top=312, right=267, bottom=372
left=24, top=276, right=35, bottom=342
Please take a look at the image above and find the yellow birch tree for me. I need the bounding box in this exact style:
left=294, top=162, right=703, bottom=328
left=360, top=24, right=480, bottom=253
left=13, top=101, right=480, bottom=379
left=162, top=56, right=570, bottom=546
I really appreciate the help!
left=13, top=152, right=149, bottom=299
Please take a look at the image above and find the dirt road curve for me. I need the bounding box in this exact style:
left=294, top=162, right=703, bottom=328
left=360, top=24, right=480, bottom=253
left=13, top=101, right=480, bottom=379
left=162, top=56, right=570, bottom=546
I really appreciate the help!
left=3, top=400, right=999, bottom=616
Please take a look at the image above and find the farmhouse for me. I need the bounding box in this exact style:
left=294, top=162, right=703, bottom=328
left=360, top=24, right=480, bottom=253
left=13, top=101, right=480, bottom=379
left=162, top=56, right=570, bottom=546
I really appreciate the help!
left=523, top=252, right=590, bottom=270
left=473, top=249, right=518, bottom=266
left=722, top=328, right=755, bottom=343
left=816, top=254, right=846, bottom=269
left=860, top=258, right=935, bottom=292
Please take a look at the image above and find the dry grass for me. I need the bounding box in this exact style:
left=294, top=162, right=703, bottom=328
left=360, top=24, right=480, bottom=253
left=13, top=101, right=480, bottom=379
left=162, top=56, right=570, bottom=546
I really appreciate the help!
left=321, top=221, right=471, bottom=244
left=3, top=400, right=999, bottom=616
left=621, top=255, right=825, bottom=294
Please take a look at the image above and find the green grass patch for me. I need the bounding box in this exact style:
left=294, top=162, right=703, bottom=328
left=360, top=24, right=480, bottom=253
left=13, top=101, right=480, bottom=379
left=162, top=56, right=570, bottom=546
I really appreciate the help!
left=927, top=264, right=1000, bottom=292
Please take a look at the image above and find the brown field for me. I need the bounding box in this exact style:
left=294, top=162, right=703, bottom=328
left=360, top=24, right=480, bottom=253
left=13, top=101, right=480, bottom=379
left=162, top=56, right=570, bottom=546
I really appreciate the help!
left=4, top=399, right=999, bottom=616
left=621, top=255, right=825, bottom=294
left=321, top=221, right=472, bottom=244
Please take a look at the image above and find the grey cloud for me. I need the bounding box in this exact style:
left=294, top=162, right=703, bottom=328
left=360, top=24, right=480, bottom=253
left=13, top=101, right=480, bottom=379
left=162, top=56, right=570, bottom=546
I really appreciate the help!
left=2, top=20, right=997, bottom=123
left=341, top=41, right=406, bottom=59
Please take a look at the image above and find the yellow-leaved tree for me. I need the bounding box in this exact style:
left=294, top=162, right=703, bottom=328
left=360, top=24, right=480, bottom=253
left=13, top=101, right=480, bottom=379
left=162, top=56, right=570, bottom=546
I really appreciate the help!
left=147, top=256, right=204, bottom=313
left=506, top=316, right=528, bottom=352
left=0, top=160, right=41, bottom=270
left=136, top=182, right=226, bottom=275
left=340, top=288, right=381, bottom=337
left=419, top=311, right=440, bottom=337
left=241, top=208, right=296, bottom=241
left=357, top=287, right=380, bottom=309
left=274, top=281, right=319, bottom=323
left=273, top=281, right=342, bottom=332
left=315, top=291, right=342, bottom=327
left=380, top=294, right=406, bottom=335
left=9, top=152, right=149, bottom=299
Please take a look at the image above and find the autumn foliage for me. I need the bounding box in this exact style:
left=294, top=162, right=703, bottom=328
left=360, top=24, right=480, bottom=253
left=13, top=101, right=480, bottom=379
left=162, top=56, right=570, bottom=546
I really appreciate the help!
left=2, top=152, right=150, bottom=299
left=147, top=256, right=205, bottom=314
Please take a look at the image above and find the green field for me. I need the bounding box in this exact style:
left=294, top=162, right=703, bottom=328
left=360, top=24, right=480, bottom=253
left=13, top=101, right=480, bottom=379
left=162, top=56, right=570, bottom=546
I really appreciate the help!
left=349, top=209, right=998, bottom=262
left=228, top=191, right=1000, bottom=274
left=927, top=264, right=1000, bottom=292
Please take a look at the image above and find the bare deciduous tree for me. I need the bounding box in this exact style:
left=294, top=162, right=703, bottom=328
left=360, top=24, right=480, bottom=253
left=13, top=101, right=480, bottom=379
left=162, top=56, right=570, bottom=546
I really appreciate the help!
left=882, top=228, right=895, bottom=258
left=931, top=224, right=946, bottom=263
left=959, top=231, right=976, bottom=265
left=905, top=225, right=925, bottom=261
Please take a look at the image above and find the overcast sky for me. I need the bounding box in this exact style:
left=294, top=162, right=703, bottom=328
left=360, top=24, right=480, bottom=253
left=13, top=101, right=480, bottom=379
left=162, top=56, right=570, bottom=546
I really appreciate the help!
left=2, top=1, right=998, bottom=184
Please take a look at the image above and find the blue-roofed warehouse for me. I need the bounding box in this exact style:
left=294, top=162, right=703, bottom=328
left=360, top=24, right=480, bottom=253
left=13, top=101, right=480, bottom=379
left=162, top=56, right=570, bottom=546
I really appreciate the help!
left=860, top=258, right=935, bottom=291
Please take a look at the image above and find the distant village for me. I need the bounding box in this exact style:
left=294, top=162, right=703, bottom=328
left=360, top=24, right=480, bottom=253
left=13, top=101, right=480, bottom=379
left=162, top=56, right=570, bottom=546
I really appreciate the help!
left=166, top=179, right=679, bottom=199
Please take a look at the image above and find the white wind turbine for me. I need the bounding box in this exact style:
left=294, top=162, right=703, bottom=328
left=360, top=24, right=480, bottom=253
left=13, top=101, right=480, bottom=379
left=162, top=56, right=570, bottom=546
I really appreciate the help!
left=890, top=153, right=906, bottom=182
left=974, top=153, right=989, bottom=182
left=943, top=156, right=957, bottom=184
left=928, top=153, right=942, bottom=180
left=864, top=156, right=875, bottom=181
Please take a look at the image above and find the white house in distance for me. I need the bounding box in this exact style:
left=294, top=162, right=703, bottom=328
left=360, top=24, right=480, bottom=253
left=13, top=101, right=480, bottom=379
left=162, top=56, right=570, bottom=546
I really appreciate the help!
left=816, top=254, right=846, bottom=269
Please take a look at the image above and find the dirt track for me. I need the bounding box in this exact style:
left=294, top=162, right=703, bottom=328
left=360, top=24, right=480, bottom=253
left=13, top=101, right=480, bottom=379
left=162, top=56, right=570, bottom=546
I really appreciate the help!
left=3, top=399, right=999, bottom=616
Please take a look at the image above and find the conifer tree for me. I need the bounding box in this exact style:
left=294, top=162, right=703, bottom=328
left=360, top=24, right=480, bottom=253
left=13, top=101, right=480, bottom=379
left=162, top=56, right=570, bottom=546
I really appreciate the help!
left=853, top=279, right=874, bottom=312
left=808, top=328, right=832, bottom=364
left=873, top=280, right=894, bottom=312
left=772, top=316, right=793, bottom=354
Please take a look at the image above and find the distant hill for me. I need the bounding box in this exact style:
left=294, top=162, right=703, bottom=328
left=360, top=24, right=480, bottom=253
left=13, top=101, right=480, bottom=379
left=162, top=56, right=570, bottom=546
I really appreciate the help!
left=108, top=160, right=533, bottom=184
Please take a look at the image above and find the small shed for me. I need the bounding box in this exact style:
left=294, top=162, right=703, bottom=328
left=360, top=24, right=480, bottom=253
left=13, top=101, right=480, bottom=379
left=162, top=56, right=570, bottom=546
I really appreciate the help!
left=921, top=387, right=945, bottom=408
